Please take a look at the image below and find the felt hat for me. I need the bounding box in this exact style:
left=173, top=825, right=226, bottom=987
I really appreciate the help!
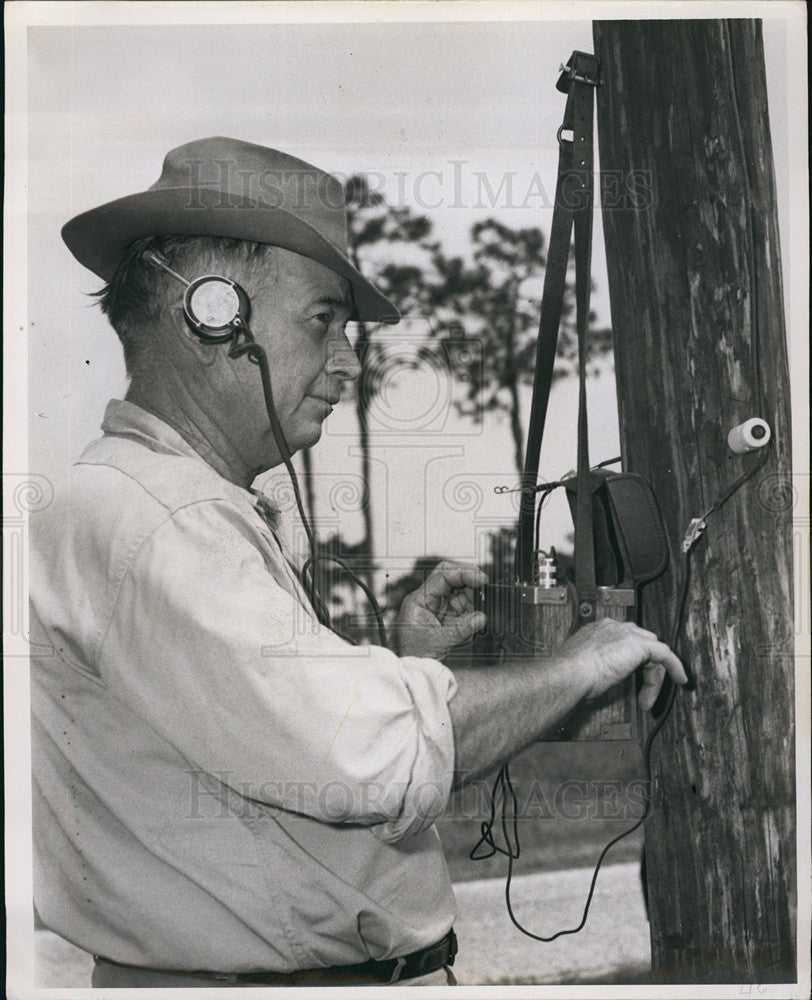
left=61, top=137, right=400, bottom=323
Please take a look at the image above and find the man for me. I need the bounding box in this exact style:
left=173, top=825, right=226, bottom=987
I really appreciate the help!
left=30, top=137, right=686, bottom=988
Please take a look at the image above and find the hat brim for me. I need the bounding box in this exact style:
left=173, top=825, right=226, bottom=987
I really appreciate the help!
left=61, top=187, right=400, bottom=324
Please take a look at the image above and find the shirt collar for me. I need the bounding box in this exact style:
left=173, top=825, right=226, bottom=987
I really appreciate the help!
left=101, top=399, right=207, bottom=461
left=100, top=399, right=280, bottom=526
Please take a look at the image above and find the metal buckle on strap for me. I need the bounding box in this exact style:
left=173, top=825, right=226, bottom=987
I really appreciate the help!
left=556, top=51, right=601, bottom=92
left=447, top=928, right=458, bottom=965
left=387, top=929, right=455, bottom=983
left=388, top=956, right=407, bottom=984
left=557, top=125, right=575, bottom=146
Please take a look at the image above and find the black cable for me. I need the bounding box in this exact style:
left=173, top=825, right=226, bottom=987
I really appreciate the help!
left=704, top=447, right=770, bottom=519
left=473, top=446, right=769, bottom=940
left=532, top=456, right=621, bottom=553
left=497, top=456, right=621, bottom=500
left=302, top=554, right=389, bottom=649
left=533, top=488, right=555, bottom=555
left=469, top=556, right=691, bottom=940
left=230, top=335, right=315, bottom=549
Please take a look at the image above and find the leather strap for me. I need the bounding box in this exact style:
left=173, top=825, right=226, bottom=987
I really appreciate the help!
left=516, top=51, right=600, bottom=626
left=94, top=929, right=457, bottom=987
left=516, top=92, right=576, bottom=582
left=571, top=56, right=598, bottom=622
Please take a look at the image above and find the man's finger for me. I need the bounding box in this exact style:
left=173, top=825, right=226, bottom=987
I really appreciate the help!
left=447, top=610, right=486, bottom=643
left=642, top=639, right=687, bottom=685
left=638, top=661, right=666, bottom=711
left=622, top=623, right=685, bottom=686
left=423, top=562, right=486, bottom=600
left=448, top=590, right=473, bottom=615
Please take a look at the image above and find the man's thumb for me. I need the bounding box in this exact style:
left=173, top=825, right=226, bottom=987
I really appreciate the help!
left=449, top=610, right=486, bottom=642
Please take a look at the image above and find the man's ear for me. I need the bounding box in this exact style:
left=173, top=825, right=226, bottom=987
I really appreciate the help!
left=169, top=308, right=220, bottom=368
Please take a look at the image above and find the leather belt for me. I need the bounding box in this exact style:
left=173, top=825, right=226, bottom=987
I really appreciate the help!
left=95, top=928, right=457, bottom=986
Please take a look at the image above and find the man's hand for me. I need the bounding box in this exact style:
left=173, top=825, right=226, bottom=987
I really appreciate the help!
left=448, top=615, right=686, bottom=788
left=394, top=561, right=487, bottom=660
left=557, top=617, right=687, bottom=710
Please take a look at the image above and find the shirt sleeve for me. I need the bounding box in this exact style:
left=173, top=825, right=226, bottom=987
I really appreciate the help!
left=97, top=499, right=457, bottom=842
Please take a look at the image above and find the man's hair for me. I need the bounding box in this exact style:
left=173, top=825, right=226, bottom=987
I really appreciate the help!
left=94, top=235, right=278, bottom=377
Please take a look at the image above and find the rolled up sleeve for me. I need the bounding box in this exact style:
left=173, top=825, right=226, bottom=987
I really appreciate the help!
left=97, top=500, right=457, bottom=841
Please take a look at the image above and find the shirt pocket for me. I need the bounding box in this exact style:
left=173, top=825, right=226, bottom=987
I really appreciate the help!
left=244, top=805, right=392, bottom=968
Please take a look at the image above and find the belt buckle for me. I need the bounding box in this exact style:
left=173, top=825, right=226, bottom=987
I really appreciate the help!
left=447, top=928, right=458, bottom=966
left=388, top=956, right=407, bottom=984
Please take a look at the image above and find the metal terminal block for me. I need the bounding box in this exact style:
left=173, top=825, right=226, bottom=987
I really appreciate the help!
left=535, top=550, right=558, bottom=588
left=520, top=585, right=569, bottom=605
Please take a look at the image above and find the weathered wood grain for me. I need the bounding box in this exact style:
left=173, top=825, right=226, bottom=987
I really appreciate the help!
left=593, top=18, right=796, bottom=983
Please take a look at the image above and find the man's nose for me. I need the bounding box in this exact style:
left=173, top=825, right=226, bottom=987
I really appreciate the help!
left=325, top=330, right=362, bottom=382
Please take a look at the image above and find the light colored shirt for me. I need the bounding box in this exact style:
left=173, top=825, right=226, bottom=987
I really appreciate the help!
left=30, top=399, right=458, bottom=972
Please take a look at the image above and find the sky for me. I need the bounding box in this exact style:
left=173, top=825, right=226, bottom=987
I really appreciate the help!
left=21, top=6, right=795, bottom=569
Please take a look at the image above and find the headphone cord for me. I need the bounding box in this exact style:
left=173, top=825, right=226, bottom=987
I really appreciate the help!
left=302, top=555, right=388, bottom=648
left=531, top=456, right=622, bottom=556
left=472, top=447, right=769, bottom=940
left=229, top=326, right=389, bottom=648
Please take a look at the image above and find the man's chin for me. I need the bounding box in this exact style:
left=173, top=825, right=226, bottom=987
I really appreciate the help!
left=261, top=419, right=324, bottom=468
left=303, top=427, right=324, bottom=450
left=284, top=424, right=324, bottom=456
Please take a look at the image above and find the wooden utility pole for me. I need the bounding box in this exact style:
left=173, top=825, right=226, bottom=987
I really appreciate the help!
left=593, top=20, right=795, bottom=983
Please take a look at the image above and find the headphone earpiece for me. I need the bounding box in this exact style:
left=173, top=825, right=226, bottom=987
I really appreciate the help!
left=141, top=248, right=251, bottom=344
left=183, top=276, right=251, bottom=343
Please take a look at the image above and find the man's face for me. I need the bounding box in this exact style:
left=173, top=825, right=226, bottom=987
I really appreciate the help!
left=232, top=248, right=361, bottom=469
